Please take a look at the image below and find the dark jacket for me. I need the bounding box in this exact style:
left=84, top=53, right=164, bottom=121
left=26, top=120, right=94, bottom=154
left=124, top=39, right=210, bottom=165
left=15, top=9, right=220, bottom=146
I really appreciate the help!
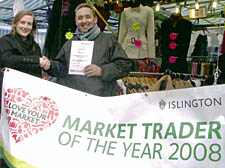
left=47, top=32, right=132, bottom=96
left=0, top=34, right=42, bottom=78
left=160, top=15, right=192, bottom=73
left=191, top=34, right=208, bottom=57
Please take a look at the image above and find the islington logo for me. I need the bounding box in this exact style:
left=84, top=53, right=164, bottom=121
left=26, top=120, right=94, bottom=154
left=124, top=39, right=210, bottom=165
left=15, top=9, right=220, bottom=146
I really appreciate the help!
left=159, top=99, right=166, bottom=110
left=159, top=97, right=222, bottom=110
left=4, top=88, right=59, bottom=143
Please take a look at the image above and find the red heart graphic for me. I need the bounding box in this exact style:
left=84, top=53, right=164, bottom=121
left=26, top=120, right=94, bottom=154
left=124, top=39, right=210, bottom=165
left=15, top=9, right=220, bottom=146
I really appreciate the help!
left=4, top=88, right=59, bottom=143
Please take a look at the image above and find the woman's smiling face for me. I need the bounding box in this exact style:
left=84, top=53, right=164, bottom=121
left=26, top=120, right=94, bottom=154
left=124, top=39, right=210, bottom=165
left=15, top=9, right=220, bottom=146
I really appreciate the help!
left=15, top=15, right=33, bottom=40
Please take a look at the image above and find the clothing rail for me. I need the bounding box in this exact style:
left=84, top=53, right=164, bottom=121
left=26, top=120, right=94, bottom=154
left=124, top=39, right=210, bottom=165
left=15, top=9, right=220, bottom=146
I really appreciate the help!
left=129, top=70, right=208, bottom=80
left=188, top=55, right=219, bottom=62
left=129, top=72, right=164, bottom=76
left=190, top=56, right=219, bottom=58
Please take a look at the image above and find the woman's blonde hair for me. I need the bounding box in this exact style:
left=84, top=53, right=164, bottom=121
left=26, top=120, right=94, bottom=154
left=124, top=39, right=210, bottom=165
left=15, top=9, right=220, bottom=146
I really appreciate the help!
left=11, top=10, right=37, bottom=36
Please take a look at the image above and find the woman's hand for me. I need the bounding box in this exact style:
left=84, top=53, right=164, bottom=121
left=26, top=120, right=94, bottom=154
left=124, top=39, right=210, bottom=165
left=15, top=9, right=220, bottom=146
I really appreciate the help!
left=39, top=56, right=51, bottom=71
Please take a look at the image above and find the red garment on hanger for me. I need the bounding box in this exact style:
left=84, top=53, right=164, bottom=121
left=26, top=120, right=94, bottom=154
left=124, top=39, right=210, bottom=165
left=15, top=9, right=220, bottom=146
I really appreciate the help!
left=134, top=58, right=160, bottom=77
left=94, top=5, right=110, bottom=31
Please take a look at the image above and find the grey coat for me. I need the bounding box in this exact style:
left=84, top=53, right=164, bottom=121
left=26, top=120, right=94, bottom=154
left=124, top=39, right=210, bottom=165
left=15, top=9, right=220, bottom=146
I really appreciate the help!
left=47, top=32, right=132, bottom=96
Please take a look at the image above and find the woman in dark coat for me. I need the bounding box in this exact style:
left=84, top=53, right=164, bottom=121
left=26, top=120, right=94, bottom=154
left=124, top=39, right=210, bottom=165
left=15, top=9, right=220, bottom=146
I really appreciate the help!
left=0, top=10, right=46, bottom=168
left=0, top=10, right=46, bottom=78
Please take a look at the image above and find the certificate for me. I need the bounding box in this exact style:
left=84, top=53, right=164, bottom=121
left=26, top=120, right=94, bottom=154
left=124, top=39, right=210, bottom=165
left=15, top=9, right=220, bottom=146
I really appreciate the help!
left=69, top=41, right=94, bottom=75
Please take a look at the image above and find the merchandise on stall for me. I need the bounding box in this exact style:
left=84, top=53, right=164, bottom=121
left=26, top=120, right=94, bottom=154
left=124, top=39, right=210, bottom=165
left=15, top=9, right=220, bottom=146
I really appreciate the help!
left=221, top=29, right=225, bottom=53
left=191, top=33, right=208, bottom=57
left=118, top=1, right=155, bottom=59
left=159, top=13, right=192, bottom=73
left=44, top=0, right=85, bottom=59
left=121, top=70, right=208, bottom=94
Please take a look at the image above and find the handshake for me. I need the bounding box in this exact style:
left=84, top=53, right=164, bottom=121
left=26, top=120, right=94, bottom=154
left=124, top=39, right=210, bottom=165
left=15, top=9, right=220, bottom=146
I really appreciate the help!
left=39, top=56, right=51, bottom=71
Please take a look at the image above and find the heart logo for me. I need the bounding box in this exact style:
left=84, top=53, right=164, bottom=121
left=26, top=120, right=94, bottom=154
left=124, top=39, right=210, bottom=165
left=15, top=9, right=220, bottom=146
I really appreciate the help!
left=4, top=88, right=59, bottom=143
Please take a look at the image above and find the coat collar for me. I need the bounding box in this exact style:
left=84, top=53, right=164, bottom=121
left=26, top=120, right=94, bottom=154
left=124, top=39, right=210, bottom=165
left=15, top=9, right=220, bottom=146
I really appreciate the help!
left=169, top=13, right=183, bottom=21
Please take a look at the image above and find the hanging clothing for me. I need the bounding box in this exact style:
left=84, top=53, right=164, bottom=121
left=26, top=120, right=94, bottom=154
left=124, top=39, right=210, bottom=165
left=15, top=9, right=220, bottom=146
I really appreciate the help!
left=94, top=5, right=111, bottom=32
left=204, top=53, right=225, bottom=85
left=187, top=61, right=192, bottom=74
left=191, top=62, right=198, bottom=75
left=191, top=34, right=208, bottom=57
left=134, top=58, right=161, bottom=77
left=217, top=53, right=225, bottom=84
left=160, top=14, right=192, bottom=73
left=221, top=30, right=225, bottom=54
left=118, top=4, right=155, bottom=59
left=44, top=0, right=85, bottom=59
left=200, top=62, right=211, bottom=76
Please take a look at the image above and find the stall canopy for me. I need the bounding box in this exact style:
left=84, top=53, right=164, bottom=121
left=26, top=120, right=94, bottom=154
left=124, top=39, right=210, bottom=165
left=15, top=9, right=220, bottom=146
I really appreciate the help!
left=0, top=0, right=224, bottom=29
left=0, top=0, right=53, bottom=29
left=153, top=0, right=225, bottom=27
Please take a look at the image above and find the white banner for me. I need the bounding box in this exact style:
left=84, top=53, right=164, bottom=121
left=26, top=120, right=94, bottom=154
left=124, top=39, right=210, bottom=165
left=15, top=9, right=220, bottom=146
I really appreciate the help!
left=0, top=68, right=225, bottom=168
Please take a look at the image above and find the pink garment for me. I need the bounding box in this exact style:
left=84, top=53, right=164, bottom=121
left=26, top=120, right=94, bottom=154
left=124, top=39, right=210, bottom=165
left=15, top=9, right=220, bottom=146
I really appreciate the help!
left=191, top=62, right=198, bottom=75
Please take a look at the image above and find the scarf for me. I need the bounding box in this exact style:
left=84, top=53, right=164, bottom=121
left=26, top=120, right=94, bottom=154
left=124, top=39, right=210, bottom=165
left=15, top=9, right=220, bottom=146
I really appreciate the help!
left=76, top=24, right=101, bottom=41
left=15, top=33, right=34, bottom=53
